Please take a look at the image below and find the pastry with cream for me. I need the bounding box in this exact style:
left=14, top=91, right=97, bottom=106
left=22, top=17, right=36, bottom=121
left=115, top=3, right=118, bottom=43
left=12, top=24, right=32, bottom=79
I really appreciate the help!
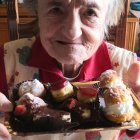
left=99, top=69, right=126, bottom=88
left=103, top=86, right=134, bottom=123
left=50, top=80, right=74, bottom=102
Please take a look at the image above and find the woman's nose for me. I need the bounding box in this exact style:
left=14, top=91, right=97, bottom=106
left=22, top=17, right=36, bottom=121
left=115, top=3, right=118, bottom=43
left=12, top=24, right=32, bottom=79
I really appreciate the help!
left=62, top=11, right=82, bottom=40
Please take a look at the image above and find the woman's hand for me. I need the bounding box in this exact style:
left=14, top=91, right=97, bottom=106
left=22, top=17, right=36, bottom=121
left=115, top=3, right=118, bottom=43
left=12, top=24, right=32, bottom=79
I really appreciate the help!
left=0, top=123, right=11, bottom=140
left=0, top=92, right=13, bottom=140
left=0, top=92, right=13, bottom=112
left=127, top=61, right=140, bottom=100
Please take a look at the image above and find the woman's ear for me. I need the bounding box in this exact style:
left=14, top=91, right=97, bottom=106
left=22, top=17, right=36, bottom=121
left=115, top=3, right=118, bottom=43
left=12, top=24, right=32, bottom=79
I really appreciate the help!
left=105, top=0, right=125, bottom=27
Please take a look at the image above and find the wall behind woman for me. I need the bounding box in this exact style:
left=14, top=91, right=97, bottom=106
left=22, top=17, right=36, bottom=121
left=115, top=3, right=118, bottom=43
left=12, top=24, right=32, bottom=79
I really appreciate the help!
left=18, top=0, right=23, bottom=3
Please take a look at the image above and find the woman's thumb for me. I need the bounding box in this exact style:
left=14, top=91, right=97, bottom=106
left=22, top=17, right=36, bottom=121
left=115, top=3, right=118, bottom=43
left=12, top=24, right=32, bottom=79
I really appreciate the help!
left=0, top=123, right=11, bottom=140
left=0, top=92, right=13, bottom=112
left=127, top=61, right=140, bottom=86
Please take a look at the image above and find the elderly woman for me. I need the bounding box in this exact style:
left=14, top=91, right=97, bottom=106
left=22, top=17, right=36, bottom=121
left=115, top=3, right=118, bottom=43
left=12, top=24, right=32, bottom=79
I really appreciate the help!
left=0, top=0, right=140, bottom=140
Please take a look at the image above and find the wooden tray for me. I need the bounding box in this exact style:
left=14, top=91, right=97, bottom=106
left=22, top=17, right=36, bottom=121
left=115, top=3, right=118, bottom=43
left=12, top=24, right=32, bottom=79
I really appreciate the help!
left=4, top=83, right=140, bottom=136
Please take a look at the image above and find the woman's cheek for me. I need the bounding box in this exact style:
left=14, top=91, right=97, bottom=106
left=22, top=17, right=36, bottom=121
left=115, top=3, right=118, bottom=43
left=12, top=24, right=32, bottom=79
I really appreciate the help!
left=83, top=19, right=103, bottom=41
left=84, top=27, right=103, bottom=47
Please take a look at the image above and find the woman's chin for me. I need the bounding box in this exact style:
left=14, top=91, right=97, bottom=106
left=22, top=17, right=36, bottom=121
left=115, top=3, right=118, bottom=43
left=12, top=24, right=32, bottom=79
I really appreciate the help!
left=56, top=56, right=84, bottom=65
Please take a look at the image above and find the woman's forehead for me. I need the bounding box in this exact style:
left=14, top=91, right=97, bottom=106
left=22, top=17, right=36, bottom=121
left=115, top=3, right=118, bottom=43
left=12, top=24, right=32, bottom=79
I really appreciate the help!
left=38, top=0, right=108, bottom=8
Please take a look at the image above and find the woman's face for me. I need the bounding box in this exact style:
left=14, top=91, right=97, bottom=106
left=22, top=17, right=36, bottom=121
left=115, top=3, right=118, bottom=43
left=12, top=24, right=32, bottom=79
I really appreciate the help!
left=38, top=0, right=108, bottom=65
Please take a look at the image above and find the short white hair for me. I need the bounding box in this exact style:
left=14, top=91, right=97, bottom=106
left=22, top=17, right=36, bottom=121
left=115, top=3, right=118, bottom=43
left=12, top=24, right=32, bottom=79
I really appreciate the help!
left=106, top=0, right=125, bottom=26
left=23, top=0, right=125, bottom=34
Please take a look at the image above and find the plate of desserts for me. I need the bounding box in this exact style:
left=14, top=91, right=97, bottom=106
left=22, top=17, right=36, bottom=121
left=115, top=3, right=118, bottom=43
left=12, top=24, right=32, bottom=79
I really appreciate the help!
left=4, top=69, right=140, bottom=136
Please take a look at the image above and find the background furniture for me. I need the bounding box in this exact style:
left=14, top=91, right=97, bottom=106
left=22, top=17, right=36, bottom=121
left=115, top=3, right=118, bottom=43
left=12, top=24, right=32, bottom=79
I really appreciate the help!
left=0, top=0, right=36, bottom=44
left=106, top=0, right=139, bottom=52
left=0, top=4, right=9, bottom=44
left=6, top=0, right=37, bottom=40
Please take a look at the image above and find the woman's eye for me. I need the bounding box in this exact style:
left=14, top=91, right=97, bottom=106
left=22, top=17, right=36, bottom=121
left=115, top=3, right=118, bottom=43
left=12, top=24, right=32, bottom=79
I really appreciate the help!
left=48, top=6, right=63, bottom=15
left=84, top=9, right=96, bottom=17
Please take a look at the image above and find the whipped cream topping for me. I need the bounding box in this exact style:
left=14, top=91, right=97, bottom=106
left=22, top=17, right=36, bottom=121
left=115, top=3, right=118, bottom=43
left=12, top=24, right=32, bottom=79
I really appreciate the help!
left=62, top=114, right=71, bottom=122
left=104, top=98, right=133, bottom=115
left=100, top=69, right=126, bottom=88
left=63, top=82, right=74, bottom=95
left=31, top=79, right=45, bottom=96
left=100, top=69, right=117, bottom=78
left=18, top=93, right=47, bottom=107
left=19, top=81, right=32, bottom=96
left=19, top=79, right=45, bottom=97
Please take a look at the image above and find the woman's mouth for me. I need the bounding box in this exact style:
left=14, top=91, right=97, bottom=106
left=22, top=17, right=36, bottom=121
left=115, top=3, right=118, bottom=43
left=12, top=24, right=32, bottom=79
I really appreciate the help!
left=56, top=40, right=82, bottom=45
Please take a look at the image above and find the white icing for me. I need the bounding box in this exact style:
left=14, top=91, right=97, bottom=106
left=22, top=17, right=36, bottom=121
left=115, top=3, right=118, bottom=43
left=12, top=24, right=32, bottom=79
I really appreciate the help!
left=107, top=79, right=126, bottom=89
left=122, top=120, right=137, bottom=126
left=63, top=82, right=73, bottom=95
left=100, top=69, right=116, bottom=80
left=18, top=93, right=46, bottom=107
left=19, top=81, right=32, bottom=96
left=31, top=79, right=45, bottom=96
left=100, top=69, right=127, bottom=88
left=62, top=114, right=71, bottom=122
left=106, top=86, right=132, bottom=99
left=19, top=79, right=45, bottom=97
left=104, top=98, right=133, bottom=115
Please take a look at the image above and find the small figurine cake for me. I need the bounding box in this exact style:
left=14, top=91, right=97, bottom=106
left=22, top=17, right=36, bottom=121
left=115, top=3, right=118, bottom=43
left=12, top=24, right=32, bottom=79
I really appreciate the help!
left=14, top=93, right=47, bottom=118
left=50, top=80, right=74, bottom=102
left=103, top=86, right=134, bottom=123
left=99, top=69, right=134, bottom=123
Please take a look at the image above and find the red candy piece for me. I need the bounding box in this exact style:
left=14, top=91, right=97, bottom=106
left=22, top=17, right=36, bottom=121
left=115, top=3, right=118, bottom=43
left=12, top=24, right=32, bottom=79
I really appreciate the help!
left=78, top=87, right=98, bottom=97
left=67, top=98, right=77, bottom=109
left=14, top=105, right=27, bottom=116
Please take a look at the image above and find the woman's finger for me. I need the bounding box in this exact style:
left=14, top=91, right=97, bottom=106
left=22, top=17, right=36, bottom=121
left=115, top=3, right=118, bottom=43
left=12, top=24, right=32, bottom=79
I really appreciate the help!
left=127, top=62, right=140, bottom=100
left=127, top=61, right=140, bottom=86
left=0, top=93, right=13, bottom=112
left=0, top=123, right=11, bottom=140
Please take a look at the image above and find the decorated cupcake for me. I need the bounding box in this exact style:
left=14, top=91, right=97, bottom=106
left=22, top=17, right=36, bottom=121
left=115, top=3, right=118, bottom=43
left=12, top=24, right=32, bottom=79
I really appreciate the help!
left=50, top=79, right=74, bottom=102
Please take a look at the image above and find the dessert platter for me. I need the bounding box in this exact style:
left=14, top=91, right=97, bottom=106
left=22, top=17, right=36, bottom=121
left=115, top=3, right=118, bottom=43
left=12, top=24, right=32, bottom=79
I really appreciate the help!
left=4, top=70, right=140, bottom=136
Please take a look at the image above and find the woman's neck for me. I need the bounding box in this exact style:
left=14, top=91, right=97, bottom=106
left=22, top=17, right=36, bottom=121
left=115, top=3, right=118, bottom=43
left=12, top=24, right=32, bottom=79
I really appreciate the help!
left=61, top=63, right=82, bottom=78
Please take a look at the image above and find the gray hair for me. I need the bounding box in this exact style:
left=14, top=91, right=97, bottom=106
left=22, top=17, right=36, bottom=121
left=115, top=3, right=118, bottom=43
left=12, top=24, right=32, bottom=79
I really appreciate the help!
left=23, top=0, right=125, bottom=34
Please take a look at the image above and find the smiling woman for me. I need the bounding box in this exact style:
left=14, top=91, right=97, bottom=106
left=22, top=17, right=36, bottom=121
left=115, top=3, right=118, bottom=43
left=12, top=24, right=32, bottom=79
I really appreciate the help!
left=0, top=0, right=140, bottom=140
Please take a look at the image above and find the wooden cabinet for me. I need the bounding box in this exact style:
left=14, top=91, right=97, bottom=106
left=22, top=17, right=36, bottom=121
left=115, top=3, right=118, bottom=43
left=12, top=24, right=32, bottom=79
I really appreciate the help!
left=0, top=3, right=36, bottom=44
left=115, top=15, right=139, bottom=52
left=0, top=4, right=9, bottom=44
left=0, top=17, right=9, bottom=44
